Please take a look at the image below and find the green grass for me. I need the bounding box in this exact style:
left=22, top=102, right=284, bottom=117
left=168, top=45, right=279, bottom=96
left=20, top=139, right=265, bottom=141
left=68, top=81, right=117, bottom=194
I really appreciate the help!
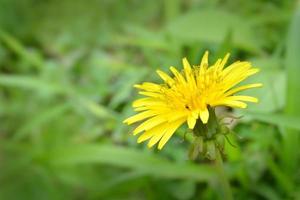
left=0, top=0, right=300, bottom=199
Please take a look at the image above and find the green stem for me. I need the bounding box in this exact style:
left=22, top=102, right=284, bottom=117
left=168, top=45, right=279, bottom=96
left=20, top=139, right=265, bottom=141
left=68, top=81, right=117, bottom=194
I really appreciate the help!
left=215, top=149, right=233, bottom=200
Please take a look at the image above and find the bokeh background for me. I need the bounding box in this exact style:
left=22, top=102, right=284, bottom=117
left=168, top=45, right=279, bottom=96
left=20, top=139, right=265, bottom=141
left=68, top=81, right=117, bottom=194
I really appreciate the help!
left=0, top=0, right=300, bottom=199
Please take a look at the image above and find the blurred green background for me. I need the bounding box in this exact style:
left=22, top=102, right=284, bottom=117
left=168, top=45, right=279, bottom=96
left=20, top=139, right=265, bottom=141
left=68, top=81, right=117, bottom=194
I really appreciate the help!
left=1, top=0, right=300, bottom=199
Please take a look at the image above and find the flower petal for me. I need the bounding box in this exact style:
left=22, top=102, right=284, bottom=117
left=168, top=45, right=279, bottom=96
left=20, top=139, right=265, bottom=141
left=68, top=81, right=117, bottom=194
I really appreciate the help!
left=227, top=95, right=258, bottom=103
left=187, top=114, right=197, bottom=129
left=218, top=53, right=230, bottom=71
left=137, top=122, right=169, bottom=143
left=183, top=57, right=192, bottom=72
left=158, top=118, right=185, bottom=149
left=134, top=82, right=161, bottom=92
left=211, top=100, right=247, bottom=108
left=123, top=110, right=158, bottom=125
left=199, top=107, right=209, bottom=124
left=183, top=58, right=197, bottom=89
left=133, top=116, right=167, bottom=135
left=200, top=51, right=209, bottom=69
left=147, top=130, right=166, bottom=148
left=224, top=83, right=263, bottom=96
left=156, top=70, right=174, bottom=86
left=170, top=66, right=186, bottom=84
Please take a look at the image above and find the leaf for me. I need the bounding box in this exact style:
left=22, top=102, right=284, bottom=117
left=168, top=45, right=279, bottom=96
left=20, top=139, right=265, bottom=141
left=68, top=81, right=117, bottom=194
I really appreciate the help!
left=282, top=4, right=300, bottom=174
left=93, top=171, right=147, bottom=197
left=285, top=5, right=300, bottom=116
left=13, top=103, right=71, bottom=140
left=117, top=25, right=170, bottom=51
left=163, top=0, right=181, bottom=23
left=245, top=112, right=300, bottom=131
left=253, top=184, right=283, bottom=200
left=167, top=180, right=196, bottom=200
left=109, top=68, right=148, bottom=109
left=78, top=97, right=118, bottom=119
left=0, top=75, right=65, bottom=94
left=165, top=10, right=260, bottom=52
left=267, top=158, right=294, bottom=194
left=0, top=74, right=115, bottom=120
left=0, top=30, right=43, bottom=69
left=49, top=144, right=216, bottom=182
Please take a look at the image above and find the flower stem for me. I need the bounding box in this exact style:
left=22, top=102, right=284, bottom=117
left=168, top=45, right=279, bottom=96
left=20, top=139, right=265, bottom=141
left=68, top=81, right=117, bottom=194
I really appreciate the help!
left=215, top=149, right=233, bottom=200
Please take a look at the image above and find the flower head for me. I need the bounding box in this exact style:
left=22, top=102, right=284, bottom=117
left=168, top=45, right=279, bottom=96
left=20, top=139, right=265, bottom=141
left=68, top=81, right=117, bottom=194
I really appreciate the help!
left=124, top=51, right=262, bottom=149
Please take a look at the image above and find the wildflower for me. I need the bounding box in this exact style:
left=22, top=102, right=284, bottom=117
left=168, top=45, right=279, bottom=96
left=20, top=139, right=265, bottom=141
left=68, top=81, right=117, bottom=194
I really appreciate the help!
left=124, top=51, right=262, bottom=150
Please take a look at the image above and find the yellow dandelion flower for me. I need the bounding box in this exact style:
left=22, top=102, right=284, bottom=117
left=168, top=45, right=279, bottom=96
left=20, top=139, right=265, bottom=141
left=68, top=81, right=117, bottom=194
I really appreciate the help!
left=124, top=51, right=262, bottom=150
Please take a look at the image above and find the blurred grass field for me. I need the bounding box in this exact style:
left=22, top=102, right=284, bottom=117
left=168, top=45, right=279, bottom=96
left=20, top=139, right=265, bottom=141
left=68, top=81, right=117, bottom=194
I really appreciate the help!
left=0, top=0, right=300, bottom=199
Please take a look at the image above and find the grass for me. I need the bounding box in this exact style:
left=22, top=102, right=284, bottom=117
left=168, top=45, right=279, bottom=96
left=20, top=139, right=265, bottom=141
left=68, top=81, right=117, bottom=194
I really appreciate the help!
left=0, top=0, right=300, bottom=199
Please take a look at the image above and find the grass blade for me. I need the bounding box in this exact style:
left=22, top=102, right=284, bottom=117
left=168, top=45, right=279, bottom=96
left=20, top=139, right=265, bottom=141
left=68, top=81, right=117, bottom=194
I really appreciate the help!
left=0, top=75, right=64, bottom=94
left=245, top=112, right=300, bottom=131
left=282, top=3, right=300, bottom=174
left=0, top=30, right=43, bottom=69
left=49, top=144, right=216, bottom=182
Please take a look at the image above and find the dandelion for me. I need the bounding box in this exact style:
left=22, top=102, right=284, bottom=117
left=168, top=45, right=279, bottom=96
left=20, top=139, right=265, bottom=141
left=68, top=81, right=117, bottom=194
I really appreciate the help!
left=124, top=51, right=262, bottom=150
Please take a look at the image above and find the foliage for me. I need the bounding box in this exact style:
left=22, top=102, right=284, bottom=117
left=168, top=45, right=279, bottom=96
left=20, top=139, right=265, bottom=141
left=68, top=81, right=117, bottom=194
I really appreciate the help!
left=0, top=0, right=300, bottom=199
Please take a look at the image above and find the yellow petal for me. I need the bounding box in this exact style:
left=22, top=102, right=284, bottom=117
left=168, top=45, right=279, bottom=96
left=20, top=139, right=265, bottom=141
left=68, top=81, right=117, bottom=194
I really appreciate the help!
left=170, top=66, right=186, bottom=84
left=199, top=107, right=209, bottom=124
left=212, top=100, right=247, bottom=108
left=137, top=131, right=154, bottom=143
left=246, top=68, right=260, bottom=76
left=200, top=51, right=209, bottom=69
left=156, top=70, right=175, bottom=86
left=227, top=95, right=258, bottom=103
left=183, top=58, right=197, bottom=89
left=183, top=57, right=192, bottom=72
left=227, top=101, right=247, bottom=108
left=123, top=110, right=158, bottom=125
left=139, top=91, right=162, bottom=98
left=224, top=83, right=263, bottom=96
left=133, top=99, right=165, bottom=108
left=133, top=116, right=166, bottom=135
left=134, top=82, right=161, bottom=92
left=219, top=53, right=230, bottom=70
left=192, top=110, right=198, bottom=119
left=137, top=123, right=168, bottom=143
left=168, top=111, right=187, bottom=122
left=132, top=98, right=152, bottom=107
left=222, top=61, right=251, bottom=77
left=187, top=114, right=197, bottom=129
left=147, top=130, right=166, bottom=148
left=158, top=118, right=185, bottom=149
left=221, top=63, right=256, bottom=90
